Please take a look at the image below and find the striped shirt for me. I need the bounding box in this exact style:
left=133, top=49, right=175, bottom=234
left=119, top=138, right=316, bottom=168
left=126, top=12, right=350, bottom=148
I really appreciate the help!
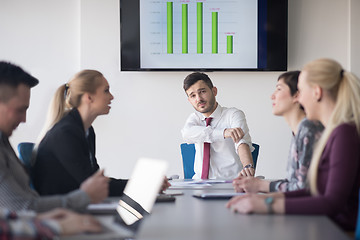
left=269, top=118, right=324, bottom=192
left=0, top=132, right=90, bottom=213
left=0, top=208, right=60, bottom=239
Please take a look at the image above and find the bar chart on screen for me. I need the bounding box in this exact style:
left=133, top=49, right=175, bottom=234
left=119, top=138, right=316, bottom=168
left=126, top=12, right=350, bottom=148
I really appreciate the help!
left=139, top=0, right=258, bottom=69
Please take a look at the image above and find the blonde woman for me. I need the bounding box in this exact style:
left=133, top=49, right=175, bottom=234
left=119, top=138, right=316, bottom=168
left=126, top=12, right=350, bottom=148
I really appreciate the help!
left=226, top=58, right=360, bottom=231
left=33, top=70, right=128, bottom=196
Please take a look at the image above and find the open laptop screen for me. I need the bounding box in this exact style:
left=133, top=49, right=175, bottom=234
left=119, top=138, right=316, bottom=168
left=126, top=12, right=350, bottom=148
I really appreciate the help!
left=117, top=158, right=168, bottom=226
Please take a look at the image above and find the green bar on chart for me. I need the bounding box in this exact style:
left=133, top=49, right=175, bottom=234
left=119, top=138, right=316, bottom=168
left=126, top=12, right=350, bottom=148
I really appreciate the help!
left=227, top=35, right=233, bottom=54
left=197, top=2, right=203, bottom=54
left=167, top=2, right=173, bottom=54
left=182, top=4, right=188, bottom=53
left=212, top=12, right=218, bottom=54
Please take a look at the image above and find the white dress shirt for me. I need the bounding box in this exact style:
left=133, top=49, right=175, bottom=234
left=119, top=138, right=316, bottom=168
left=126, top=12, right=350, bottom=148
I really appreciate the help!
left=181, top=104, right=253, bottom=179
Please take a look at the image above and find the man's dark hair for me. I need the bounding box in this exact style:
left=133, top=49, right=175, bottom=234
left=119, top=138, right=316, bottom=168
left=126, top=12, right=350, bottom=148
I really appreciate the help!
left=278, top=71, right=301, bottom=96
left=0, top=61, right=39, bottom=102
left=183, top=72, right=213, bottom=92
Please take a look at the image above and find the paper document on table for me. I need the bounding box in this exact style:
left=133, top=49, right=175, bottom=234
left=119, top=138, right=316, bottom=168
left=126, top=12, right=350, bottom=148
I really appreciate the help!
left=169, top=179, right=232, bottom=188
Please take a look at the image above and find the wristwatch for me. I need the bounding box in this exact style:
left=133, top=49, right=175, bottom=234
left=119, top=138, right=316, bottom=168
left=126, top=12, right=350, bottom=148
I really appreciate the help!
left=264, top=197, right=274, bottom=214
left=244, top=163, right=254, bottom=169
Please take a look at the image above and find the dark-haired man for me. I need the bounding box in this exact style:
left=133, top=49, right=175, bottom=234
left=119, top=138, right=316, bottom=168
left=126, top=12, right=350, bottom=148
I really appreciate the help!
left=0, top=61, right=109, bottom=212
left=181, top=72, right=254, bottom=179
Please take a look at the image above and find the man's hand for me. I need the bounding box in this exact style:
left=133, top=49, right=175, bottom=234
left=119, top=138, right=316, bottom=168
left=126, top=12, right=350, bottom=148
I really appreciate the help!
left=80, top=169, right=109, bottom=203
left=224, top=128, right=244, bottom=143
left=239, top=166, right=255, bottom=177
left=37, top=208, right=102, bottom=235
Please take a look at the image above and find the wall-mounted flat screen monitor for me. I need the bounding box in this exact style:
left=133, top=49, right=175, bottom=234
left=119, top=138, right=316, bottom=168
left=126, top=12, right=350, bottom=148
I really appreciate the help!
left=120, top=0, right=288, bottom=71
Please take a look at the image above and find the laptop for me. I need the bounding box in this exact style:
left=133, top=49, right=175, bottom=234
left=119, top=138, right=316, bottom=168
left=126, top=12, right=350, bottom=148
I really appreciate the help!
left=60, top=158, right=168, bottom=240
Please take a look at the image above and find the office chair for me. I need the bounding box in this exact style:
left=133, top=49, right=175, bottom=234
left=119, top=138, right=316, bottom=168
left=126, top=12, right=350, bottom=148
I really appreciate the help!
left=180, top=143, right=260, bottom=179
left=356, top=190, right=360, bottom=240
left=180, top=143, right=196, bottom=179
left=17, top=142, right=36, bottom=188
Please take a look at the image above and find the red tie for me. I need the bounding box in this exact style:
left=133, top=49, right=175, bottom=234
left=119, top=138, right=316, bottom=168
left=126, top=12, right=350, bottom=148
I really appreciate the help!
left=201, top=117, right=212, bottom=179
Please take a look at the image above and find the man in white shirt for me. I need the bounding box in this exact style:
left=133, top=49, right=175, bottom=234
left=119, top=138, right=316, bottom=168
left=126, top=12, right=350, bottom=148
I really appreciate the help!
left=181, top=72, right=254, bottom=179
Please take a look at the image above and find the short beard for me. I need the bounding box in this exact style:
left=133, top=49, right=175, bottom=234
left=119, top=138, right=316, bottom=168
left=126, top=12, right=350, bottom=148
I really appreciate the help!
left=197, top=97, right=216, bottom=114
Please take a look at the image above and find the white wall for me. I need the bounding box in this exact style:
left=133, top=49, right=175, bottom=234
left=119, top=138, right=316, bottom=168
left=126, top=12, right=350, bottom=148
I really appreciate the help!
left=350, top=0, right=360, bottom=77
left=0, top=0, right=80, bottom=141
left=0, top=0, right=358, bottom=179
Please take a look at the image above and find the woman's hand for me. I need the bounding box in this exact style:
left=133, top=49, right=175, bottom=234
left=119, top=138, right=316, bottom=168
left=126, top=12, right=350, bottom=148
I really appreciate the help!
left=160, top=176, right=171, bottom=192
left=226, top=193, right=285, bottom=214
left=226, top=194, right=268, bottom=214
left=232, top=176, right=270, bottom=193
left=80, top=169, right=109, bottom=203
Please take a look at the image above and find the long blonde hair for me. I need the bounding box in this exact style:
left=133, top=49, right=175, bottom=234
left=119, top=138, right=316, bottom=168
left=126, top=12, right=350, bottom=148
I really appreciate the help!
left=37, top=70, right=104, bottom=142
left=306, top=59, right=360, bottom=195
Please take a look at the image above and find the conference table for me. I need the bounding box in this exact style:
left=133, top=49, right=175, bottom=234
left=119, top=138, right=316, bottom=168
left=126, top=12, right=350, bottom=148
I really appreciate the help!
left=135, top=180, right=351, bottom=240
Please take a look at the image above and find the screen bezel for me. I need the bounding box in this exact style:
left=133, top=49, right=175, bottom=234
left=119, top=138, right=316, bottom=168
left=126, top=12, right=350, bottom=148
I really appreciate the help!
left=120, top=0, right=288, bottom=71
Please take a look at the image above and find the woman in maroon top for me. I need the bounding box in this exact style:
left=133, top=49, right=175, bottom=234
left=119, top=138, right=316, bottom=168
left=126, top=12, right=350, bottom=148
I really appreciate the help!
left=226, top=58, right=360, bottom=231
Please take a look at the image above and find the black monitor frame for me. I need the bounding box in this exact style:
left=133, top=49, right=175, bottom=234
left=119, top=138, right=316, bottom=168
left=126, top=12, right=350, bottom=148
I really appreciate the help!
left=120, top=0, right=288, bottom=71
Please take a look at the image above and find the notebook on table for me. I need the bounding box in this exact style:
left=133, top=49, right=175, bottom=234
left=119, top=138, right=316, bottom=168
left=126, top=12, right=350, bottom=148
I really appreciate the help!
left=60, top=158, right=168, bottom=240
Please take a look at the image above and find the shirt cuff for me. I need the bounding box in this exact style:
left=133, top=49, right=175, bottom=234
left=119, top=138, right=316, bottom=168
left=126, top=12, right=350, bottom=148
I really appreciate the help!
left=66, top=190, right=91, bottom=212
left=212, top=128, right=225, bottom=142
left=42, top=219, right=62, bottom=235
left=235, top=140, right=254, bottom=152
left=269, top=180, right=283, bottom=192
left=284, top=189, right=309, bottom=198
left=16, top=210, right=37, bottom=219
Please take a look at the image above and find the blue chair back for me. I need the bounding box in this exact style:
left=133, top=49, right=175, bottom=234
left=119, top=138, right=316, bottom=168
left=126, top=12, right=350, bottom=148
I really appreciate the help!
left=180, top=143, right=260, bottom=179
left=356, top=190, right=360, bottom=240
left=17, top=142, right=35, bottom=187
left=180, top=143, right=196, bottom=179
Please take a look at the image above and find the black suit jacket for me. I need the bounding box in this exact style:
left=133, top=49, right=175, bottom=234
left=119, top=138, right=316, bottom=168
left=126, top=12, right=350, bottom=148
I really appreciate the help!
left=33, top=108, right=127, bottom=196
